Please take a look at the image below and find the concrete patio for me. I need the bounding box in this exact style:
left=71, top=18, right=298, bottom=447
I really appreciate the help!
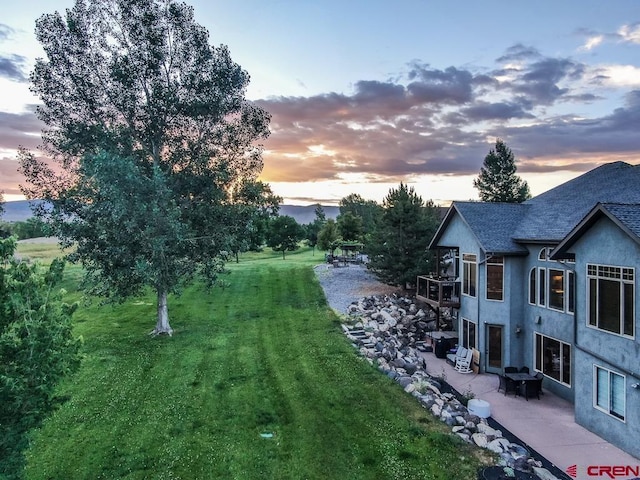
left=421, top=351, right=639, bottom=478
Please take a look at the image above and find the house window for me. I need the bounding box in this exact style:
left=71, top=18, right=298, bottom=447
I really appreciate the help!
left=538, top=248, right=547, bottom=261
left=587, top=264, right=634, bottom=337
left=538, top=267, right=546, bottom=306
left=486, top=255, right=503, bottom=301
left=567, top=271, right=575, bottom=314
left=534, top=333, right=571, bottom=386
left=462, top=318, right=477, bottom=350
left=529, top=268, right=536, bottom=305
left=462, top=254, right=477, bottom=297
left=594, top=366, right=625, bottom=421
left=548, top=269, right=564, bottom=311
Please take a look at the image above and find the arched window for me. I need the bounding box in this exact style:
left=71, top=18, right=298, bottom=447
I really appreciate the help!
left=529, top=268, right=536, bottom=304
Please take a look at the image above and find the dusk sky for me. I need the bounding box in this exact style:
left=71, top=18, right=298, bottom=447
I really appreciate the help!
left=1, top=1, right=639, bottom=205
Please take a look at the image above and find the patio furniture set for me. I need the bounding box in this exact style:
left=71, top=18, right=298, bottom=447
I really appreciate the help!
left=498, top=366, right=543, bottom=400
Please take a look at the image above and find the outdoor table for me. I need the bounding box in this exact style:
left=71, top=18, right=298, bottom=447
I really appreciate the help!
left=505, top=372, right=540, bottom=400
left=504, top=372, right=536, bottom=382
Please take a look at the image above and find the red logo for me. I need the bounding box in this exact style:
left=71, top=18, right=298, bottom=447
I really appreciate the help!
left=565, top=464, right=640, bottom=479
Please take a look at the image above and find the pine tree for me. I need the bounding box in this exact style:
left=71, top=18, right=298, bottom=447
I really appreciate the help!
left=367, top=183, right=440, bottom=287
left=473, top=139, right=531, bottom=203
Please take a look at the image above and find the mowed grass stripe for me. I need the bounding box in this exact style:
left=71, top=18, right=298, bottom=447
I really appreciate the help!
left=23, top=250, right=489, bottom=479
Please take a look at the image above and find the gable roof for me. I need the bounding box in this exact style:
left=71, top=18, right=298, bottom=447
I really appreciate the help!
left=552, top=203, right=640, bottom=258
left=513, top=162, right=640, bottom=243
left=430, top=201, right=529, bottom=255
left=430, top=161, right=640, bottom=256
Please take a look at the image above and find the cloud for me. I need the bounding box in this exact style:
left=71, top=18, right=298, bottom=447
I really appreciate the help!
left=0, top=109, right=43, bottom=152
left=0, top=24, right=15, bottom=42
left=0, top=54, right=28, bottom=82
left=618, top=22, right=640, bottom=45
left=1, top=39, right=638, bottom=200
left=580, top=34, right=604, bottom=51
left=255, top=43, right=639, bottom=187
left=576, top=22, right=640, bottom=51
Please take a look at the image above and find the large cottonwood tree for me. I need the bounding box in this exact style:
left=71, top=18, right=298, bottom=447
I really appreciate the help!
left=19, top=0, right=271, bottom=335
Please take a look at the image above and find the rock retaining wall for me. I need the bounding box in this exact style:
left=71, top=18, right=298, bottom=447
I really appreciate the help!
left=342, top=294, right=561, bottom=480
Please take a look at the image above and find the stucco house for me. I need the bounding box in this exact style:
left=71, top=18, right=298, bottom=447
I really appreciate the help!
left=423, top=161, right=640, bottom=458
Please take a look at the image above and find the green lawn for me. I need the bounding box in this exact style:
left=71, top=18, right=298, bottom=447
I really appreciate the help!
left=18, top=245, right=490, bottom=479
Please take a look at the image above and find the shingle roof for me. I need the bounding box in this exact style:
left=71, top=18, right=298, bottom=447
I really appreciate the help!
left=430, top=201, right=529, bottom=254
left=431, top=161, right=640, bottom=255
left=602, top=203, right=640, bottom=240
left=513, top=162, right=640, bottom=242
left=552, top=202, right=640, bottom=258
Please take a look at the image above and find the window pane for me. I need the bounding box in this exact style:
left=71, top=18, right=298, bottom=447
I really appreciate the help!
left=463, top=254, right=477, bottom=297
left=539, top=268, right=546, bottom=306
left=535, top=334, right=542, bottom=372
left=562, top=343, right=571, bottom=385
left=543, top=337, right=560, bottom=381
left=487, top=262, right=503, bottom=300
left=549, top=269, right=564, bottom=310
left=624, top=283, right=634, bottom=336
left=598, top=279, right=621, bottom=334
left=469, top=321, right=476, bottom=349
left=596, top=367, right=608, bottom=409
left=610, top=373, right=625, bottom=420
left=589, top=278, right=597, bottom=326
left=529, top=269, right=536, bottom=304
left=568, top=271, right=575, bottom=314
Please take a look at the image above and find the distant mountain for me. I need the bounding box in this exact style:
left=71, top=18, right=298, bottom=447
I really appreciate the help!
left=1, top=200, right=41, bottom=222
left=1, top=200, right=340, bottom=225
left=278, top=205, right=339, bottom=224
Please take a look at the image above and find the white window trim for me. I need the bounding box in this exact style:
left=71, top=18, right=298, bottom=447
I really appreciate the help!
left=462, top=253, right=477, bottom=298
left=461, top=317, right=477, bottom=350
left=593, top=365, right=626, bottom=423
left=586, top=263, right=635, bottom=339
left=534, top=332, right=571, bottom=387
left=548, top=268, right=565, bottom=312
left=538, top=267, right=546, bottom=307
left=528, top=267, right=536, bottom=305
left=485, top=255, right=504, bottom=302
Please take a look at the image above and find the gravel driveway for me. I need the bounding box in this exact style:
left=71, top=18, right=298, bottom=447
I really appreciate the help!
left=313, top=263, right=398, bottom=314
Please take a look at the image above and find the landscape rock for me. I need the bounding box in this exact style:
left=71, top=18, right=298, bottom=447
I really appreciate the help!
left=338, top=292, right=551, bottom=480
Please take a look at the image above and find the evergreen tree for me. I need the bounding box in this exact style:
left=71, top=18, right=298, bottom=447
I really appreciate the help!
left=338, top=194, right=381, bottom=239
left=304, top=204, right=326, bottom=255
left=367, top=183, right=440, bottom=287
left=473, top=139, right=531, bottom=203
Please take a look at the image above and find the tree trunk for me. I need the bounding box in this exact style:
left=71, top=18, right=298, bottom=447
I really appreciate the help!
left=150, top=288, right=173, bottom=336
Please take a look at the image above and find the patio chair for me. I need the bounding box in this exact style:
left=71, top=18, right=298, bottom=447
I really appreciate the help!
left=534, top=372, right=544, bottom=395
left=519, top=377, right=543, bottom=400
left=519, top=366, right=530, bottom=374
left=454, top=348, right=474, bottom=373
left=498, top=374, right=518, bottom=396
left=446, top=346, right=467, bottom=366
left=504, top=366, right=518, bottom=373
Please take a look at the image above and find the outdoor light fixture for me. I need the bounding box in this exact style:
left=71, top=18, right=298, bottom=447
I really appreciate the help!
left=632, top=383, right=640, bottom=389
left=515, top=326, right=522, bottom=337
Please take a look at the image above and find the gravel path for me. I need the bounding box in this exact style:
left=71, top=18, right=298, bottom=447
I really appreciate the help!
left=313, top=263, right=399, bottom=314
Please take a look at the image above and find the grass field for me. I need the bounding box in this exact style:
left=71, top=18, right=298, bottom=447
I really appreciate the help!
left=15, top=243, right=491, bottom=480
